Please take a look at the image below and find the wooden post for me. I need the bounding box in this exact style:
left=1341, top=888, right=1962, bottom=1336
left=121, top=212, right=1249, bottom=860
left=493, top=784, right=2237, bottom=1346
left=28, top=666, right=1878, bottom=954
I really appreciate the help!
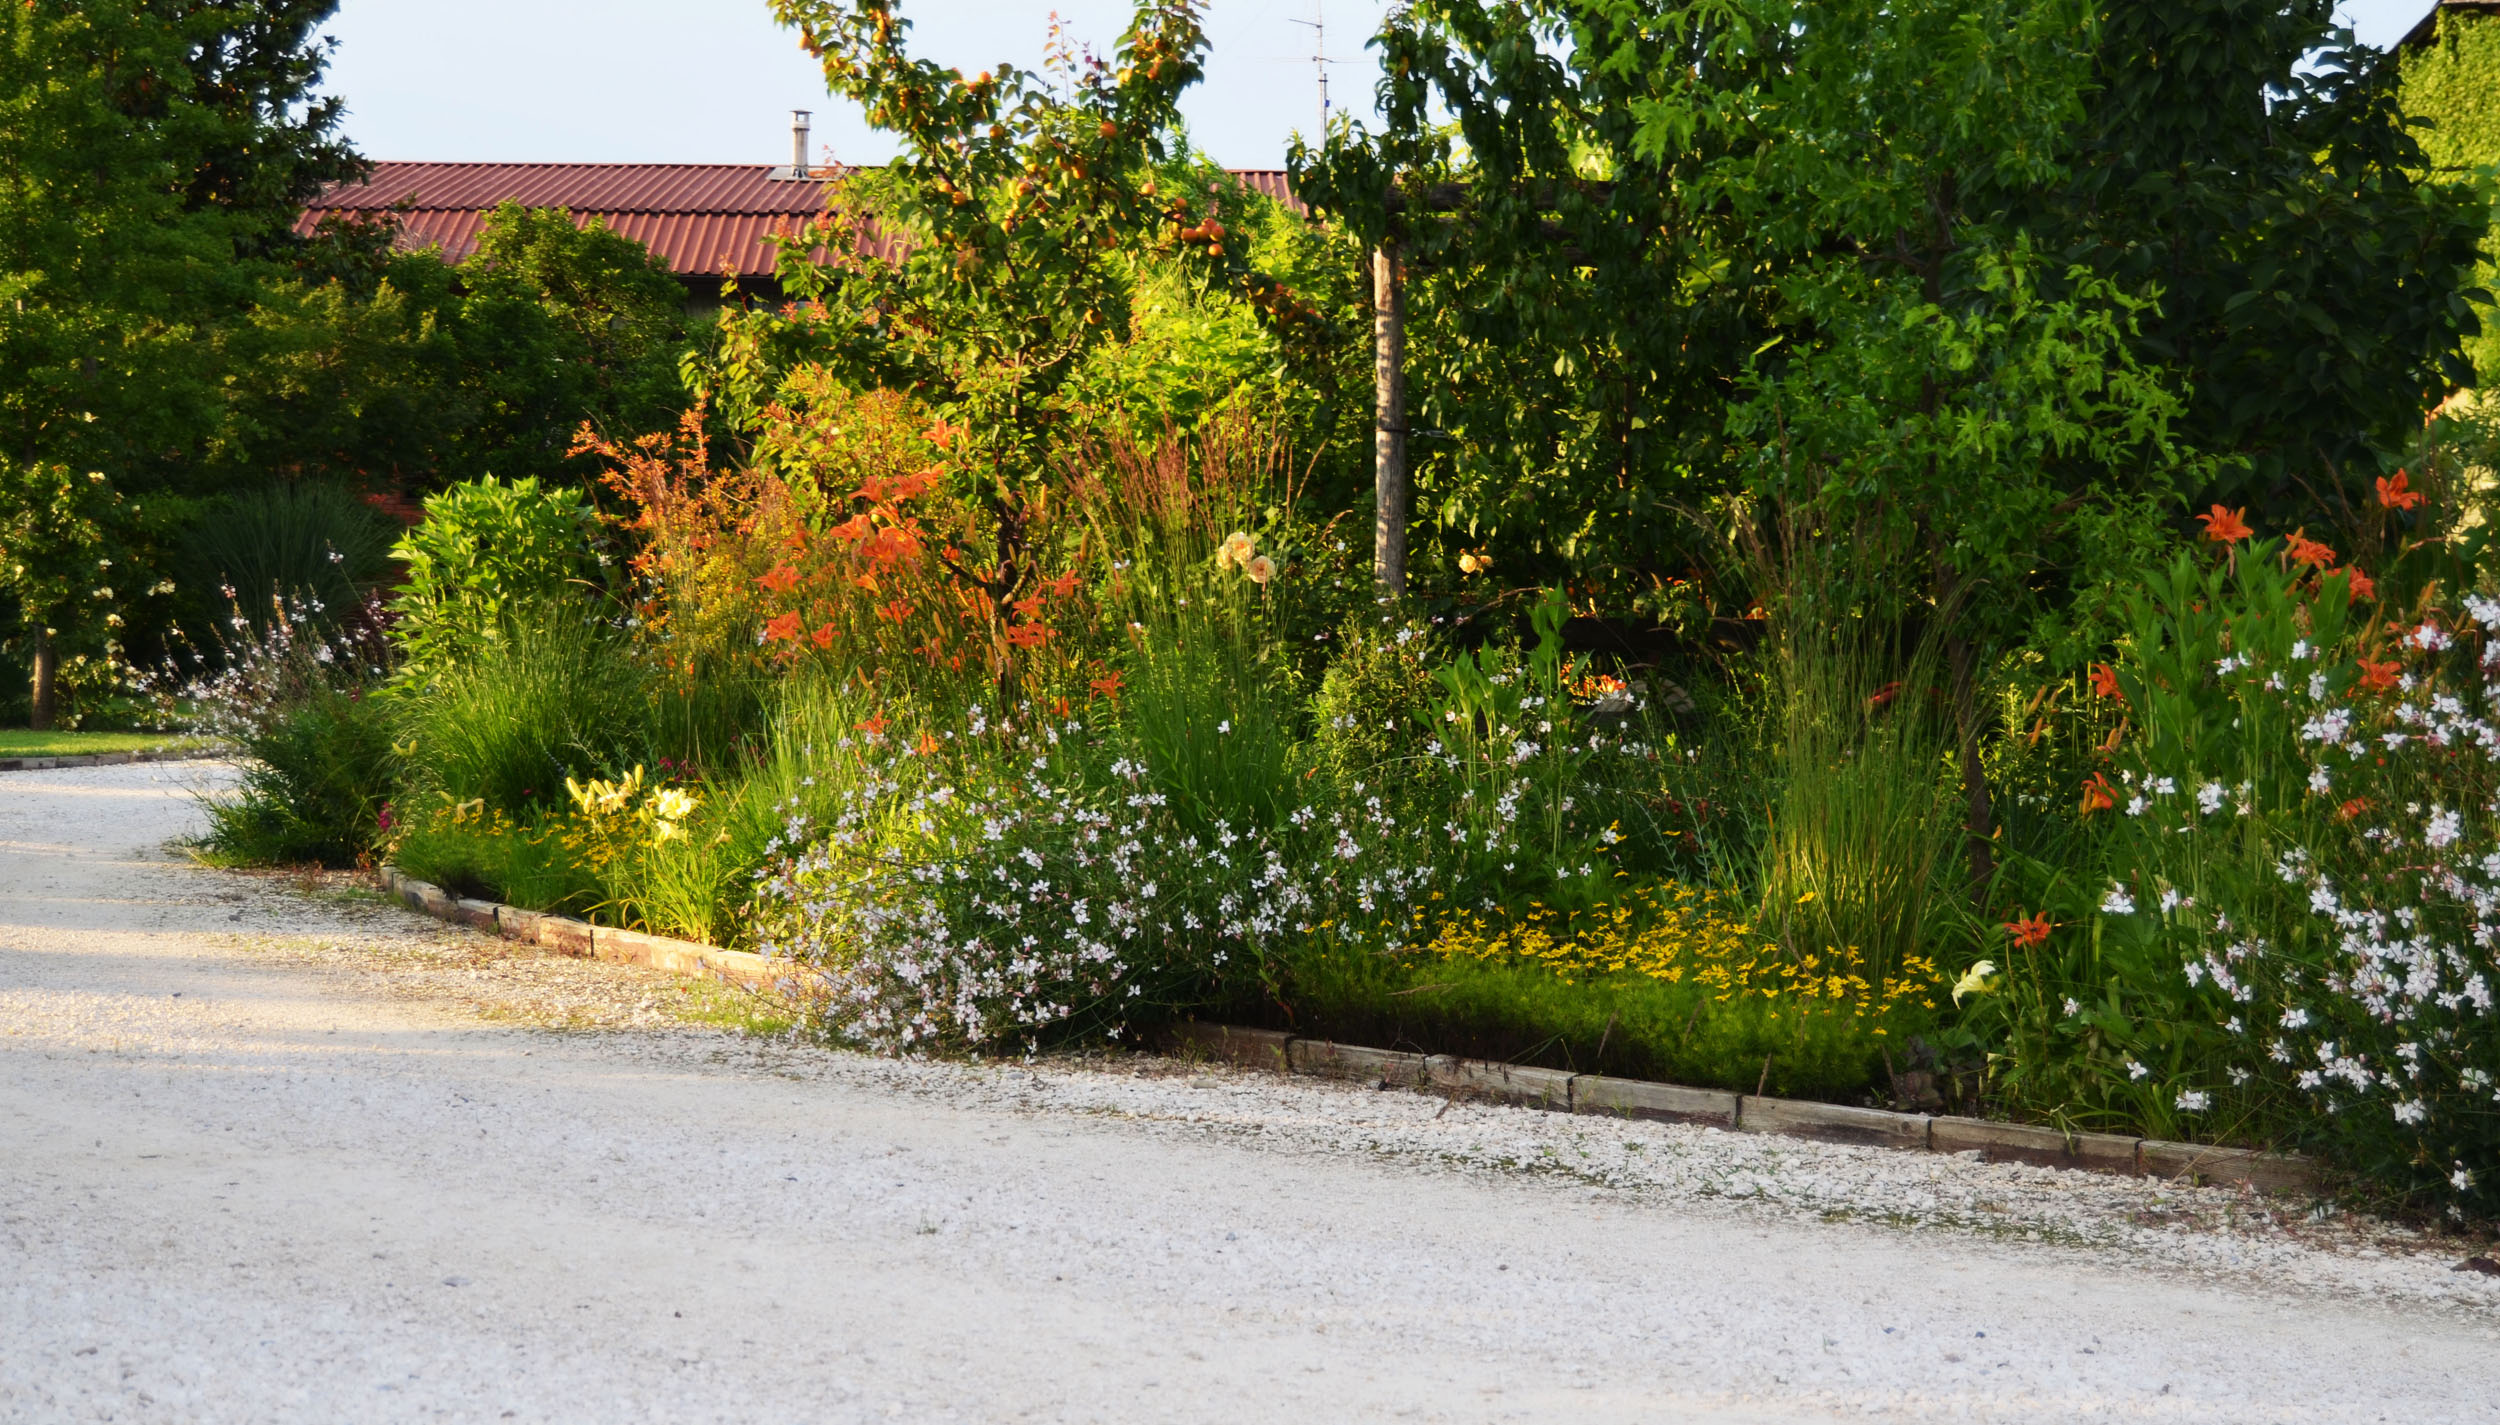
left=1372, top=241, right=1407, bottom=597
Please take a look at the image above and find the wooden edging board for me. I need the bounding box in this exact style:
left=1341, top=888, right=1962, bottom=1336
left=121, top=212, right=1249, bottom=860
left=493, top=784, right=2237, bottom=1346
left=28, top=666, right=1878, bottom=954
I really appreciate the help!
left=0, top=749, right=222, bottom=773
left=371, top=866, right=2317, bottom=1197
left=376, top=864, right=794, bottom=994
left=1166, top=1022, right=2321, bottom=1197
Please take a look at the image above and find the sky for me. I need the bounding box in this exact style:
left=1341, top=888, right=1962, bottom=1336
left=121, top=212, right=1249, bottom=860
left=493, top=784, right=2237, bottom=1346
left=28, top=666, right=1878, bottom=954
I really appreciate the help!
left=319, top=0, right=2444, bottom=171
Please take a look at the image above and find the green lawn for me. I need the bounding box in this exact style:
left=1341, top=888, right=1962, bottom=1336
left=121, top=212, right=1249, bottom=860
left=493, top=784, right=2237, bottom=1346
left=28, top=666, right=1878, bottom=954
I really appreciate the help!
left=0, top=729, right=215, bottom=759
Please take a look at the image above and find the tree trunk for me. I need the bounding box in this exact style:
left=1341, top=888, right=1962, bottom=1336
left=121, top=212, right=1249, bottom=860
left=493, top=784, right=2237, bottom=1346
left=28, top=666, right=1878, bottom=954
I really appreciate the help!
left=1372, top=242, right=1408, bottom=597
left=29, top=625, right=58, bottom=732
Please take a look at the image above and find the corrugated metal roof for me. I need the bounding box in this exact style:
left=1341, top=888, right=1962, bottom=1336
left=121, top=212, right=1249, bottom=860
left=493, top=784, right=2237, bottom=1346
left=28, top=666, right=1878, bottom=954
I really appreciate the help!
left=300, top=162, right=1300, bottom=281
left=310, top=161, right=835, bottom=216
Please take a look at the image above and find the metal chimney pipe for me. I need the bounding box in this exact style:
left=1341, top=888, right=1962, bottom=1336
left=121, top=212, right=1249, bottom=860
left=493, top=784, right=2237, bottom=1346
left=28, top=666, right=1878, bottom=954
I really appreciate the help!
left=792, top=110, right=812, bottom=177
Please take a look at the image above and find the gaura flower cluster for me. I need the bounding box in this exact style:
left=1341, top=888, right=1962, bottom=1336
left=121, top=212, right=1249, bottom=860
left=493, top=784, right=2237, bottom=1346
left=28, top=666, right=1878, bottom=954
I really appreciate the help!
left=754, top=708, right=1438, bottom=1056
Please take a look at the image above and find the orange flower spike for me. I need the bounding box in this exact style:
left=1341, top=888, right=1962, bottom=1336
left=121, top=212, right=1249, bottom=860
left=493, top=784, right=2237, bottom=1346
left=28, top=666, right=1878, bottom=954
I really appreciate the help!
left=756, top=564, right=802, bottom=596
left=2357, top=658, right=2402, bottom=693
left=2196, top=505, right=2254, bottom=544
left=762, top=611, right=804, bottom=642
left=914, top=730, right=942, bottom=756
left=2283, top=530, right=2337, bottom=569
left=2090, top=663, right=2123, bottom=701
left=2001, top=913, right=2053, bottom=949
left=2079, top=772, right=2118, bottom=815
left=2376, top=470, right=2427, bottom=511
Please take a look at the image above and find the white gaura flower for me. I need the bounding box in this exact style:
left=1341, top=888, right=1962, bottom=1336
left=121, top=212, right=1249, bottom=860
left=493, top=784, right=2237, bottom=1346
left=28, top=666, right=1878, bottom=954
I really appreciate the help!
left=2175, top=1089, right=2211, bottom=1112
left=2427, top=807, right=2463, bottom=850
left=2126, top=1058, right=2150, bottom=1081
left=2101, top=883, right=2136, bottom=915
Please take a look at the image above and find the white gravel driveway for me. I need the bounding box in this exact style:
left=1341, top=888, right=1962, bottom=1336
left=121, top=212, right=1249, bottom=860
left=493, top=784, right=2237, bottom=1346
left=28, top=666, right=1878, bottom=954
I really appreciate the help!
left=3, top=762, right=2496, bottom=1424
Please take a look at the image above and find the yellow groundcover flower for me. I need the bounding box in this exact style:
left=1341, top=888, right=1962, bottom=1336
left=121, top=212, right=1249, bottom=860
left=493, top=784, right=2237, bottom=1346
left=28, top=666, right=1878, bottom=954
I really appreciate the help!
left=1420, top=882, right=1940, bottom=1019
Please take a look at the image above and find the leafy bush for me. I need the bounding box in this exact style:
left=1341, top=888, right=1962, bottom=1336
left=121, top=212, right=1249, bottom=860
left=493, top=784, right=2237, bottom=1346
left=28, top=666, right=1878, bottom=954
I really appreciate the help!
left=389, top=477, right=597, bottom=669
left=167, top=592, right=398, bottom=867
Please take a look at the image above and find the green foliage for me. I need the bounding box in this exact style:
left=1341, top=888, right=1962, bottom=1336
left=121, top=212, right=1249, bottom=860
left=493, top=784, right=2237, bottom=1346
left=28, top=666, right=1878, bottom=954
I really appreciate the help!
left=0, top=465, right=128, bottom=650
left=2401, top=7, right=2500, bottom=387
left=1310, top=609, right=1442, bottom=786
left=395, top=607, right=650, bottom=816
left=388, top=478, right=599, bottom=670
left=172, top=482, right=398, bottom=629
left=2054, top=2, right=2490, bottom=509
left=1753, top=610, right=1962, bottom=996
left=219, top=206, right=690, bottom=492
left=445, top=203, right=692, bottom=481
left=195, top=681, right=396, bottom=867
left=1271, top=945, right=1901, bottom=1102
left=0, top=0, right=361, bottom=494
left=1294, top=0, right=2485, bottom=593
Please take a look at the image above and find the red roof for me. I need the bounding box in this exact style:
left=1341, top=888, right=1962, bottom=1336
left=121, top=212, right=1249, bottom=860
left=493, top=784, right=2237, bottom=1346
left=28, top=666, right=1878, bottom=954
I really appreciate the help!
left=299, top=161, right=1302, bottom=282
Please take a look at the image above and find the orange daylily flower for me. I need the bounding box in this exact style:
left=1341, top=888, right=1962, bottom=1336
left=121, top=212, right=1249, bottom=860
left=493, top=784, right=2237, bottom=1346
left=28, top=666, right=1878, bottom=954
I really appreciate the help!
left=2001, top=912, right=2054, bottom=949
left=875, top=599, right=914, bottom=624
left=2090, top=663, right=2122, bottom=700
left=2284, top=530, right=2336, bottom=569
left=2196, top=505, right=2253, bottom=544
left=762, top=611, right=804, bottom=642
left=856, top=713, right=891, bottom=737
left=2080, top=772, right=2118, bottom=815
left=915, top=730, right=942, bottom=756
left=1043, top=569, right=1080, bottom=599
left=1089, top=671, right=1125, bottom=700
left=1004, top=621, right=1053, bottom=649
left=756, top=564, right=802, bottom=596
left=2338, top=565, right=2375, bottom=601
left=2336, top=797, right=2371, bottom=821
left=2376, top=470, right=2427, bottom=511
left=2357, top=658, right=2401, bottom=693
left=808, top=622, right=837, bottom=650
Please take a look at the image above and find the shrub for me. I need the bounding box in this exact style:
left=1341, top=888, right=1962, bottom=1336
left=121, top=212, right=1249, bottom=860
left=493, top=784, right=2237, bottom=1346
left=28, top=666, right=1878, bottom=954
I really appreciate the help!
left=389, top=476, right=598, bottom=669
left=167, top=592, right=398, bottom=867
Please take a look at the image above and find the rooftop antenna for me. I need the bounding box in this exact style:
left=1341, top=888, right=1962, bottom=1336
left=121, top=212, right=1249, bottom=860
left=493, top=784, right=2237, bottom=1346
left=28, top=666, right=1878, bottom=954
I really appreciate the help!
left=1286, top=1, right=1329, bottom=134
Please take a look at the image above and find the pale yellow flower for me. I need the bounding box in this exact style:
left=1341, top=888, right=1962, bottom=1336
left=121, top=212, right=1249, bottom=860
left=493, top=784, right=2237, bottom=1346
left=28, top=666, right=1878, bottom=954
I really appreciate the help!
left=1950, top=959, right=1999, bottom=1006
left=1218, top=531, right=1254, bottom=568
left=1245, top=554, right=1276, bottom=585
